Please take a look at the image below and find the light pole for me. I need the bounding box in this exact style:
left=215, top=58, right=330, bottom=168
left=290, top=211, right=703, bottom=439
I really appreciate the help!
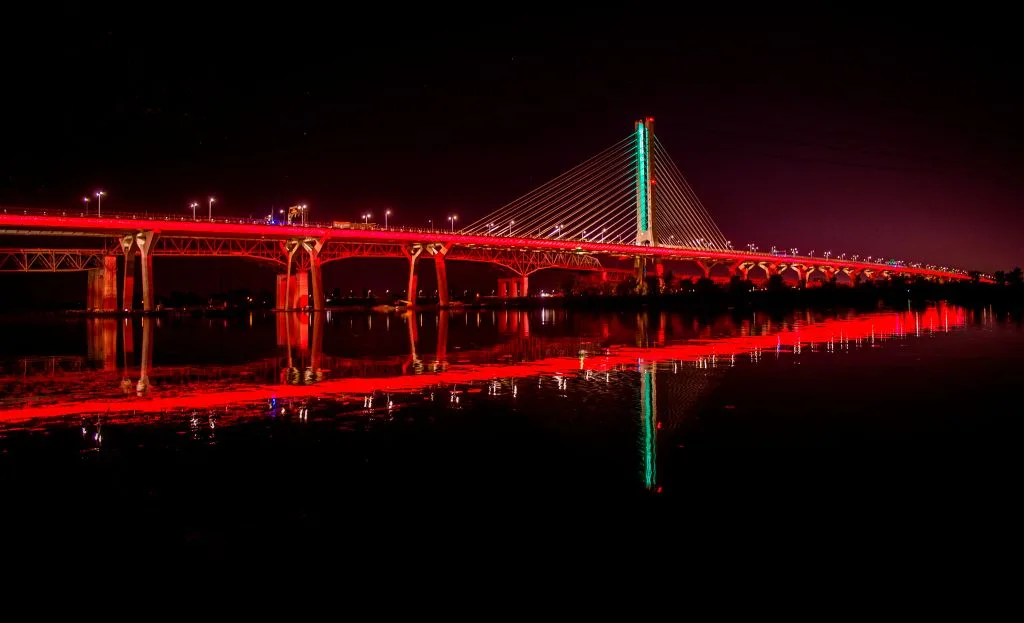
left=509, top=220, right=514, bottom=236
left=190, top=202, right=199, bottom=220
left=385, top=209, right=391, bottom=229
left=601, top=228, right=606, bottom=243
left=448, top=214, right=457, bottom=233
left=363, top=213, right=370, bottom=225
left=487, top=222, right=495, bottom=235
left=82, top=196, right=90, bottom=215
left=208, top=197, right=215, bottom=221
left=428, top=218, right=433, bottom=230
left=95, top=191, right=105, bottom=217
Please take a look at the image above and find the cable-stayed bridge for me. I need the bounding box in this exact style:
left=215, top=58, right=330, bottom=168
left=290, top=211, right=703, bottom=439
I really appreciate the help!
left=0, top=118, right=980, bottom=311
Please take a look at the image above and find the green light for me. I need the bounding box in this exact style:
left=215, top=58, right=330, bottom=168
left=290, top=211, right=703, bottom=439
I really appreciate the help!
left=641, top=368, right=656, bottom=489
left=637, top=124, right=649, bottom=233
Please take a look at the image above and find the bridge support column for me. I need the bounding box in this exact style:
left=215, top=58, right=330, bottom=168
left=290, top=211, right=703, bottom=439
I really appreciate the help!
left=87, top=269, right=100, bottom=311
left=135, top=231, right=158, bottom=313
left=299, top=238, right=326, bottom=311
left=403, top=245, right=422, bottom=306
left=431, top=245, right=450, bottom=307
left=85, top=257, right=118, bottom=312
left=509, top=279, right=519, bottom=298
left=519, top=275, right=529, bottom=298
left=653, top=260, right=664, bottom=290
left=497, top=278, right=509, bottom=299
left=121, top=236, right=136, bottom=311
left=275, top=273, right=308, bottom=310
left=795, top=266, right=807, bottom=287
left=697, top=260, right=713, bottom=280
left=309, top=254, right=324, bottom=310
left=101, top=255, right=117, bottom=311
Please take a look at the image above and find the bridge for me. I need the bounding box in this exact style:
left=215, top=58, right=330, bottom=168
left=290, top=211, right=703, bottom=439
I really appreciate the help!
left=0, top=119, right=979, bottom=312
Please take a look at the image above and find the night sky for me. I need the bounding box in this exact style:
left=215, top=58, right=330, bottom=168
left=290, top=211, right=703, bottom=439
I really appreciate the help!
left=2, top=7, right=1021, bottom=301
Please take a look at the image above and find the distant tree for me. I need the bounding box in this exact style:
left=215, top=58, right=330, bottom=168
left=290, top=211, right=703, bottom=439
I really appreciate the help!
left=767, top=274, right=787, bottom=293
left=615, top=276, right=637, bottom=296
left=645, top=276, right=661, bottom=296
left=994, top=271, right=1007, bottom=286
left=1009, top=267, right=1023, bottom=286
left=662, top=270, right=676, bottom=293
left=695, top=277, right=719, bottom=296
left=968, top=271, right=981, bottom=283
left=726, top=275, right=747, bottom=296
left=561, top=277, right=578, bottom=297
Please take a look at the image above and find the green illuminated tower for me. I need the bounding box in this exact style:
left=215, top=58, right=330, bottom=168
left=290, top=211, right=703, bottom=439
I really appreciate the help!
left=635, top=117, right=656, bottom=246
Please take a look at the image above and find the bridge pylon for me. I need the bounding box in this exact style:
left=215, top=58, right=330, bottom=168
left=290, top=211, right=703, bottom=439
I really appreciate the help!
left=635, top=117, right=656, bottom=247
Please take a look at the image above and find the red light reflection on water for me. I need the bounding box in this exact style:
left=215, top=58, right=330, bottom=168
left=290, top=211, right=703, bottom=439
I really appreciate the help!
left=0, top=306, right=965, bottom=423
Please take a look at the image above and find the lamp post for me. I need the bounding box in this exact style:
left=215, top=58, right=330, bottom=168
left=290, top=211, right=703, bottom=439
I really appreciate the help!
left=385, top=209, right=391, bottom=229
left=509, top=220, right=514, bottom=236
left=363, top=213, right=370, bottom=225
left=208, top=197, right=215, bottom=221
left=190, top=202, right=199, bottom=220
left=601, top=228, right=606, bottom=243
left=448, top=214, right=457, bottom=233
left=428, top=218, right=433, bottom=230
left=95, top=191, right=105, bottom=217
left=82, top=196, right=90, bottom=216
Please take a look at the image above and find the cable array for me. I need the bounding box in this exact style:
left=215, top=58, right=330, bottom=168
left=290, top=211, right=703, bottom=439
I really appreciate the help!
left=465, top=129, right=731, bottom=249
left=652, top=137, right=730, bottom=250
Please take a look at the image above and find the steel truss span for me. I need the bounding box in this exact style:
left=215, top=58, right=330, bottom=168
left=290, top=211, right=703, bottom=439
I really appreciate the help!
left=0, top=249, right=107, bottom=272
left=151, top=237, right=288, bottom=266
left=319, top=242, right=604, bottom=275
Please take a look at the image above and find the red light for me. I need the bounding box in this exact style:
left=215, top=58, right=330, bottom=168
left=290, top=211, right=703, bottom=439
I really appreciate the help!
left=0, top=214, right=971, bottom=282
left=656, top=486, right=663, bottom=493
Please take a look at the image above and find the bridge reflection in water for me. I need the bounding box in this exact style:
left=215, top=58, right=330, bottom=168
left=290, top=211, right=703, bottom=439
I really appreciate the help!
left=0, top=304, right=972, bottom=491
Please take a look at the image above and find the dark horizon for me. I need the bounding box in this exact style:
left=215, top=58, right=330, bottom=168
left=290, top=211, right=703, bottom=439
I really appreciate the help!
left=2, top=9, right=1021, bottom=303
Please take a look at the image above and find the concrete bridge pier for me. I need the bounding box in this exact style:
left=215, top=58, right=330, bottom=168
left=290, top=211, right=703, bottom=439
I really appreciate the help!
left=497, top=276, right=529, bottom=298
left=403, top=245, right=423, bottom=306
left=120, top=236, right=136, bottom=311
left=275, top=272, right=307, bottom=310
left=86, top=255, right=118, bottom=312
left=430, top=244, right=450, bottom=306
left=302, top=238, right=326, bottom=311
left=135, top=231, right=158, bottom=312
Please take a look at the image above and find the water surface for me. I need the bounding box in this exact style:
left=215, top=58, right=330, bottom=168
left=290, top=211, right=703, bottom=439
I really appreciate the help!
left=1, top=304, right=1021, bottom=559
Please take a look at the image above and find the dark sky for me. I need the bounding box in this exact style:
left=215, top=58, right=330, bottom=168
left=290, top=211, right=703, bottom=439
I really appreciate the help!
left=2, top=6, right=1021, bottom=300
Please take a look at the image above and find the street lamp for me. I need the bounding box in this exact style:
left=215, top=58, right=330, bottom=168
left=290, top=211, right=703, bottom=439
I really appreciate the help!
left=190, top=201, right=199, bottom=220
left=448, top=214, right=458, bottom=233
left=82, top=196, right=90, bottom=215
left=428, top=218, right=433, bottom=230
left=509, top=220, right=514, bottom=236
left=207, top=197, right=215, bottom=221
left=94, top=191, right=105, bottom=217
left=363, top=213, right=370, bottom=224
left=385, top=209, right=391, bottom=229
left=487, top=222, right=496, bottom=235
left=601, top=228, right=606, bottom=242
